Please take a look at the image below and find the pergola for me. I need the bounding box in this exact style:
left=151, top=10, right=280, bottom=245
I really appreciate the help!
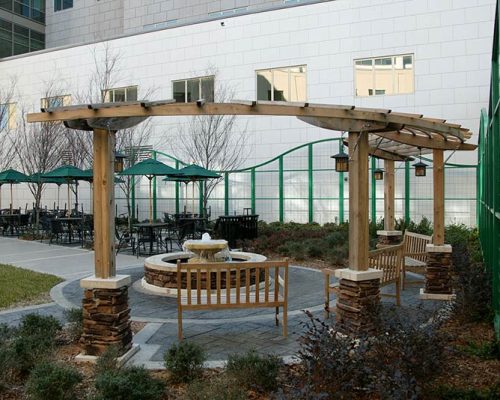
left=27, top=101, right=476, bottom=354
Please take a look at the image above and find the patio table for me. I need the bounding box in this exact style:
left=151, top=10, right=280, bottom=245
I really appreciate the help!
left=57, top=217, right=83, bottom=244
left=132, top=222, right=170, bottom=256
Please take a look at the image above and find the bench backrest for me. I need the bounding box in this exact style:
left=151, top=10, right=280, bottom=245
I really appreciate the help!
left=369, top=244, right=403, bottom=284
left=402, top=231, right=432, bottom=262
left=177, top=260, right=288, bottom=309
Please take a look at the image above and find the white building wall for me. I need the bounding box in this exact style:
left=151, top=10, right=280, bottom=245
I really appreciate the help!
left=0, top=0, right=495, bottom=221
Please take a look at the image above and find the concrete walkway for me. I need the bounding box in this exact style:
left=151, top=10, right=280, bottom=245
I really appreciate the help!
left=0, top=237, right=442, bottom=369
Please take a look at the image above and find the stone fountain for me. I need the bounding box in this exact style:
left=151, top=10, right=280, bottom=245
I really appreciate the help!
left=141, top=233, right=266, bottom=296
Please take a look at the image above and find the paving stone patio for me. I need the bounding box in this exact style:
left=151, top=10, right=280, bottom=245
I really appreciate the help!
left=0, top=237, right=443, bottom=368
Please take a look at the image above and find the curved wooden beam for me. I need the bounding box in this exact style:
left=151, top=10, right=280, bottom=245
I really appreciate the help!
left=27, top=101, right=470, bottom=140
left=372, top=131, right=477, bottom=151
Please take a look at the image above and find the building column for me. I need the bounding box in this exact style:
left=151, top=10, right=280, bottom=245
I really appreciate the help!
left=335, top=131, right=382, bottom=335
left=420, top=149, right=454, bottom=300
left=78, top=128, right=134, bottom=358
left=377, top=159, right=402, bottom=246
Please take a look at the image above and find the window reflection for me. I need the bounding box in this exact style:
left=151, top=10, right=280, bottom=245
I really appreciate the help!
left=355, top=54, right=414, bottom=97
left=256, top=65, right=307, bottom=102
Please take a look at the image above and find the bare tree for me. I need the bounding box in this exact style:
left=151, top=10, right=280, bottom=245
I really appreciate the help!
left=67, top=42, right=154, bottom=224
left=14, top=83, right=67, bottom=227
left=115, top=122, right=153, bottom=228
left=0, top=76, right=18, bottom=171
left=172, top=73, right=247, bottom=211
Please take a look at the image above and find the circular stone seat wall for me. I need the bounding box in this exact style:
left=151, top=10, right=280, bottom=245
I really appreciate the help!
left=143, top=251, right=267, bottom=295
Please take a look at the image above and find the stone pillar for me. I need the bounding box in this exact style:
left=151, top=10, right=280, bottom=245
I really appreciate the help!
left=79, top=276, right=133, bottom=357
left=376, top=230, right=402, bottom=247
left=420, top=244, right=455, bottom=300
left=334, top=269, right=383, bottom=336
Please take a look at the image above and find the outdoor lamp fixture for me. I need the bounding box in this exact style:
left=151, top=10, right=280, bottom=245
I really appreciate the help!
left=374, top=166, right=384, bottom=180
left=413, top=148, right=427, bottom=177
left=331, top=149, right=349, bottom=172
left=114, top=151, right=127, bottom=173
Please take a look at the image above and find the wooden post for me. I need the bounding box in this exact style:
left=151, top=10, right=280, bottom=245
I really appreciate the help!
left=384, top=159, right=395, bottom=231
left=348, top=131, right=369, bottom=271
left=433, top=149, right=445, bottom=246
left=93, top=128, right=116, bottom=279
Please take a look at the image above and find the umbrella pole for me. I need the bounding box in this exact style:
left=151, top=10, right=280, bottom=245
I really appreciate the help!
left=67, top=182, right=71, bottom=216
left=10, top=183, right=12, bottom=213
left=149, top=177, right=153, bottom=223
left=0, top=184, right=2, bottom=210
left=192, top=181, right=195, bottom=215
left=90, top=183, right=93, bottom=214
left=57, top=185, right=60, bottom=209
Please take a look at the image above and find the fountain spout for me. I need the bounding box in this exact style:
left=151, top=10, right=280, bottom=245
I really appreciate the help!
left=201, top=232, right=211, bottom=241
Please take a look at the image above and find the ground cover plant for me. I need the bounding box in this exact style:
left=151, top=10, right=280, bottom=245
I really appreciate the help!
left=0, top=264, right=62, bottom=308
left=0, top=221, right=498, bottom=399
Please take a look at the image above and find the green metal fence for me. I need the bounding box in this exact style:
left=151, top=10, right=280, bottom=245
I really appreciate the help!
left=478, top=0, right=500, bottom=338
left=117, top=138, right=478, bottom=228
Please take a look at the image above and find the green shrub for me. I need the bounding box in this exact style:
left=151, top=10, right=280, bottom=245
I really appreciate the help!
left=95, top=346, right=120, bottom=375
left=9, top=314, right=62, bottom=376
left=18, top=314, right=61, bottom=338
left=306, top=243, right=323, bottom=258
left=164, top=341, right=206, bottom=383
left=94, top=366, right=165, bottom=400
left=186, top=376, right=246, bottom=400
left=461, top=340, right=500, bottom=360
left=26, top=361, right=82, bottom=400
left=428, top=383, right=500, bottom=399
left=63, top=308, right=83, bottom=343
left=226, top=349, right=282, bottom=392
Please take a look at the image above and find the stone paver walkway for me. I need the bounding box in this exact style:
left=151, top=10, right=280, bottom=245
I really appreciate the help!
left=0, top=237, right=442, bottom=368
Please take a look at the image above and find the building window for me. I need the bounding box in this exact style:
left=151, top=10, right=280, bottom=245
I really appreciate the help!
left=173, top=76, right=215, bottom=103
left=0, top=103, right=16, bottom=130
left=103, top=86, right=138, bottom=103
left=1, top=1, right=46, bottom=23
left=41, top=95, right=71, bottom=109
left=0, top=17, right=45, bottom=58
left=54, top=0, right=72, bottom=12
left=256, top=65, right=307, bottom=102
left=355, top=54, right=414, bottom=97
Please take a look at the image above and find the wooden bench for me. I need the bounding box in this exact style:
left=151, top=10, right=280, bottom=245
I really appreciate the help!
left=401, top=231, right=432, bottom=288
left=323, top=244, right=403, bottom=317
left=176, top=260, right=288, bottom=340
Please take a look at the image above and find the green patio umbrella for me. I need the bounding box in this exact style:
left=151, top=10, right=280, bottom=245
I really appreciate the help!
left=30, top=173, right=66, bottom=209
left=43, top=165, right=89, bottom=215
left=82, top=169, right=126, bottom=214
left=168, top=164, right=221, bottom=215
left=119, top=158, right=179, bottom=222
left=0, top=169, right=30, bottom=212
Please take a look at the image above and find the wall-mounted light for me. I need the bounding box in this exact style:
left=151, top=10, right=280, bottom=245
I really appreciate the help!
left=114, top=151, right=127, bottom=173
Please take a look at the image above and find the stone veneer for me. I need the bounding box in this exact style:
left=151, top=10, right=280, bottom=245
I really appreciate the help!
left=80, top=287, right=132, bottom=356
left=377, top=230, right=402, bottom=247
left=425, top=251, right=453, bottom=295
left=336, top=278, right=381, bottom=336
left=144, top=265, right=264, bottom=289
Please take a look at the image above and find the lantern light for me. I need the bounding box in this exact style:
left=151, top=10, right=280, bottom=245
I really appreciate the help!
left=374, top=167, right=384, bottom=180
left=413, top=147, right=427, bottom=177
left=331, top=150, right=349, bottom=172
left=114, top=151, right=127, bottom=173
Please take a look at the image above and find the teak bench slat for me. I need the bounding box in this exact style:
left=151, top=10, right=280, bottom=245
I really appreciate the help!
left=323, top=244, right=403, bottom=317
left=176, top=260, right=288, bottom=340
left=401, top=231, right=432, bottom=288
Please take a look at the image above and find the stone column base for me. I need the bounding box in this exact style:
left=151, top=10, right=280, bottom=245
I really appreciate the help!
left=80, top=275, right=133, bottom=356
left=377, top=230, right=402, bottom=247
left=334, top=269, right=383, bottom=336
left=420, top=244, right=453, bottom=300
